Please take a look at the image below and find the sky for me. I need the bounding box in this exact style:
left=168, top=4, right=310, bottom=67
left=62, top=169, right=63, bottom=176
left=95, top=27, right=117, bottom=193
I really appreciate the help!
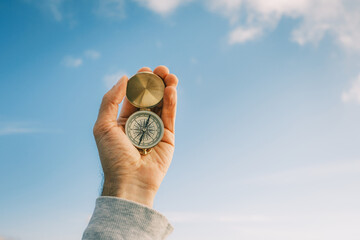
left=1, top=0, right=360, bottom=239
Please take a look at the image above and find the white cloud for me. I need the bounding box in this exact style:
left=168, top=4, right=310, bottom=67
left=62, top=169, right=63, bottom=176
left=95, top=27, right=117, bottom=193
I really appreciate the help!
left=27, top=0, right=81, bottom=26
left=242, top=160, right=360, bottom=185
left=61, top=51, right=99, bottom=68
left=342, top=74, right=360, bottom=104
left=165, top=211, right=271, bottom=223
left=25, top=0, right=64, bottom=21
left=47, top=0, right=63, bottom=21
left=133, top=0, right=191, bottom=15
left=207, top=0, right=360, bottom=50
left=207, top=0, right=243, bottom=24
left=155, top=40, right=163, bottom=48
left=96, top=0, right=126, bottom=19
left=0, top=236, right=20, bottom=240
left=0, top=122, right=43, bottom=136
left=190, top=57, right=198, bottom=64
left=62, top=56, right=83, bottom=68
left=0, top=127, right=36, bottom=135
left=103, top=70, right=128, bottom=89
left=28, top=0, right=360, bottom=51
left=228, top=26, right=262, bottom=44
left=84, top=50, right=101, bottom=60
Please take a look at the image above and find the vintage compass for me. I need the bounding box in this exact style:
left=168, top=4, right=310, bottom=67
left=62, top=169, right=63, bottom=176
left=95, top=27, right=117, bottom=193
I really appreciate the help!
left=125, top=72, right=165, bottom=155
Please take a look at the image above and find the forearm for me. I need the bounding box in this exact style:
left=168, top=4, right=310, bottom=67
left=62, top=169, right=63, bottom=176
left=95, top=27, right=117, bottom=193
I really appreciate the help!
left=82, top=197, right=173, bottom=240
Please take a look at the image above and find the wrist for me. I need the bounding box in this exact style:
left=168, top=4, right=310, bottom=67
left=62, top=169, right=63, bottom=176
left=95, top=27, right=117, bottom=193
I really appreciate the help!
left=101, top=177, right=157, bottom=208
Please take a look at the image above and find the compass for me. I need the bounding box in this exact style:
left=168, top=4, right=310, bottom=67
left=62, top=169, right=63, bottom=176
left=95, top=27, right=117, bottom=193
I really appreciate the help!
left=125, top=110, right=164, bottom=149
left=125, top=72, right=165, bottom=155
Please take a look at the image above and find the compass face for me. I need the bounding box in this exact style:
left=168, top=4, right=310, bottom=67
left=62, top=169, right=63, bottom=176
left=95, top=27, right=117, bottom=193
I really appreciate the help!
left=125, top=110, right=164, bottom=149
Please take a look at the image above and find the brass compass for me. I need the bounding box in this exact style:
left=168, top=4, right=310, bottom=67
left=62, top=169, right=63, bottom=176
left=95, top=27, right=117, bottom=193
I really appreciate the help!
left=125, top=72, right=165, bottom=155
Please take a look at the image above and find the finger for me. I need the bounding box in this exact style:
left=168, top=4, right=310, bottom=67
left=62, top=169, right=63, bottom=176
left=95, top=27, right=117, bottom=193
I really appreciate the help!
left=97, top=75, right=128, bottom=123
left=153, top=65, right=169, bottom=80
left=152, top=101, right=163, bottom=117
left=164, top=73, right=178, bottom=87
left=137, top=67, right=152, bottom=73
left=118, top=97, right=137, bottom=122
left=161, top=86, right=177, bottom=133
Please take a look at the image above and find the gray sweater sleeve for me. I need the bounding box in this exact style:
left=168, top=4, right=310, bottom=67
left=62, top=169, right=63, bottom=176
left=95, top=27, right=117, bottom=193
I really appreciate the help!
left=82, top=196, right=173, bottom=240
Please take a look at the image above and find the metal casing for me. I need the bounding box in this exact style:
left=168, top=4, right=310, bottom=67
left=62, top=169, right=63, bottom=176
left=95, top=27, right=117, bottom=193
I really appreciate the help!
left=126, top=72, right=165, bottom=108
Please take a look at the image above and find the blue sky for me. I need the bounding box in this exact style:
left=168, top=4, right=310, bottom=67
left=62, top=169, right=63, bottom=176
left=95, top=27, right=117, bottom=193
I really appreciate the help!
left=1, top=0, right=360, bottom=239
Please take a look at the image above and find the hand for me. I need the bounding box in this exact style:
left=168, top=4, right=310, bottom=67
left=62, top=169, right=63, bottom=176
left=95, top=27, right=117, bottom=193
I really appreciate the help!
left=93, top=66, right=178, bottom=207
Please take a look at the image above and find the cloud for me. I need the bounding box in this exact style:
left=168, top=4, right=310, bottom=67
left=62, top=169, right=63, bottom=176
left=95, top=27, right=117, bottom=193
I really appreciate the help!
left=0, top=122, right=62, bottom=136
left=84, top=50, right=101, bottom=60
left=228, top=26, right=262, bottom=44
left=61, top=50, right=100, bottom=68
left=26, top=0, right=64, bottom=21
left=207, top=0, right=243, bottom=24
left=96, top=0, right=126, bottom=19
left=207, top=0, right=360, bottom=50
left=0, top=122, right=42, bottom=136
left=0, top=236, right=20, bottom=240
left=133, top=0, right=191, bottom=15
left=47, top=0, right=63, bottom=21
left=0, top=127, right=37, bottom=135
left=96, top=0, right=190, bottom=19
left=242, top=160, right=360, bottom=185
left=62, top=56, right=83, bottom=68
left=164, top=211, right=271, bottom=223
left=103, top=70, right=128, bottom=89
left=28, top=0, right=360, bottom=51
left=190, top=57, right=198, bottom=64
left=342, top=74, right=360, bottom=104
left=26, top=0, right=80, bottom=26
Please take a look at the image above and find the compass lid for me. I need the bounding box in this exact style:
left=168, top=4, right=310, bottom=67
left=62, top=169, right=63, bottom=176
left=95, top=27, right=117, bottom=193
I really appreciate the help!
left=126, top=72, right=165, bottom=108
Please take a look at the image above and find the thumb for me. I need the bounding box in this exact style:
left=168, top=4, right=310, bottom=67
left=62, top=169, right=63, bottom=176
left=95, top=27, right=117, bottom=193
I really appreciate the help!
left=96, top=75, right=128, bottom=123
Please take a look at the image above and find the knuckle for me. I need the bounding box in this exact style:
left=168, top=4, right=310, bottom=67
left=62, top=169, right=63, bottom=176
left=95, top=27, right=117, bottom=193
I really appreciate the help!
left=93, top=121, right=109, bottom=138
left=170, top=74, right=178, bottom=85
left=92, top=122, right=101, bottom=137
left=165, top=74, right=178, bottom=86
left=162, top=129, right=175, bottom=145
left=168, top=96, right=176, bottom=108
left=166, top=87, right=177, bottom=108
left=102, top=92, right=111, bottom=103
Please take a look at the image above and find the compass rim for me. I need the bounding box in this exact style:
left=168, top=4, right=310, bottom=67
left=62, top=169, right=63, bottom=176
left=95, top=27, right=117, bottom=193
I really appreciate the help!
left=125, top=110, right=164, bottom=149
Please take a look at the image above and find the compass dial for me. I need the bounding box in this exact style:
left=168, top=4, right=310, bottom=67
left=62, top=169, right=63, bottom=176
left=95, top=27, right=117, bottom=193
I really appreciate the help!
left=125, top=110, right=164, bottom=149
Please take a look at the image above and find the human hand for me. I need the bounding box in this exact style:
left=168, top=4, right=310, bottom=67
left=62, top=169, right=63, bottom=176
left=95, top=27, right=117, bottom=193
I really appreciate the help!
left=93, top=66, right=178, bottom=208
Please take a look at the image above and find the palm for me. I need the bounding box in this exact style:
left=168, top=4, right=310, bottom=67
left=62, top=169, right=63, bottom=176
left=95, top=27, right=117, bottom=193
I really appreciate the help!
left=97, top=121, right=174, bottom=191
